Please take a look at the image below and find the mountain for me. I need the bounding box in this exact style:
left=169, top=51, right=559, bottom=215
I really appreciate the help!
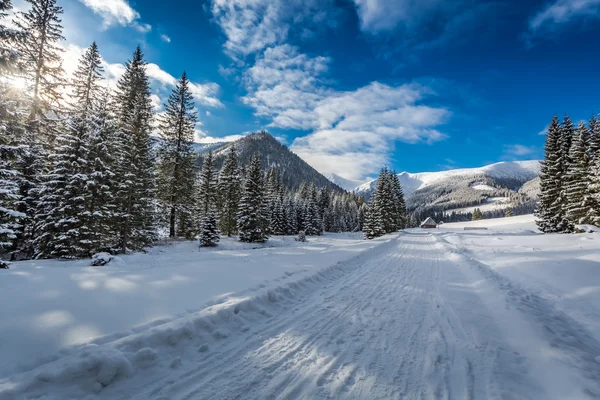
left=199, top=132, right=344, bottom=192
left=325, top=173, right=362, bottom=191
left=355, top=160, right=541, bottom=215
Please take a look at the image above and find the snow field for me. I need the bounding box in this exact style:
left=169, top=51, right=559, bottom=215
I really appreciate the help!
left=2, top=216, right=600, bottom=399
left=0, top=234, right=394, bottom=399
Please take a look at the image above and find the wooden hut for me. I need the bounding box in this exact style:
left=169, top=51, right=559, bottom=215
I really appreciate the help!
left=420, top=217, right=437, bottom=229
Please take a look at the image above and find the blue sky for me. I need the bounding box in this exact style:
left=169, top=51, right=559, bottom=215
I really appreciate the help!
left=12, top=0, right=600, bottom=181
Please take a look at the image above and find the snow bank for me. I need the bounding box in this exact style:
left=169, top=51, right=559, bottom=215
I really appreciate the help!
left=0, top=234, right=397, bottom=399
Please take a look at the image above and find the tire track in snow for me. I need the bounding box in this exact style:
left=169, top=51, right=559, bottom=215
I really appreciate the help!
left=101, top=233, right=542, bottom=400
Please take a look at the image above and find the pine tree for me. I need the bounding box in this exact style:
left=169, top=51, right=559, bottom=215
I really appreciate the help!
left=536, top=116, right=573, bottom=233
left=504, top=208, right=513, bottom=218
left=0, top=0, right=25, bottom=74
left=565, top=122, right=592, bottom=224
left=113, top=46, right=156, bottom=252
left=237, top=154, right=268, bottom=243
left=363, top=200, right=384, bottom=239
left=284, top=197, right=298, bottom=234
left=218, top=146, right=240, bottom=236
left=472, top=208, right=483, bottom=221
left=70, top=42, right=103, bottom=117
left=0, top=110, right=24, bottom=262
left=14, top=0, right=65, bottom=142
left=390, top=171, right=406, bottom=229
left=560, top=115, right=575, bottom=176
left=198, top=150, right=216, bottom=218
left=157, top=71, right=198, bottom=239
left=34, top=43, right=111, bottom=258
left=199, top=206, right=219, bottom=247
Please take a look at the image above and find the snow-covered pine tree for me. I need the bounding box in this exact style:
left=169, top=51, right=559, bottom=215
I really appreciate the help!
left=218, top=145, right=241, bottom=236
left=0, top=105, right=24, bottom=262
left=536, top=116, right=573, bottom=233
left=0, top=0, right=25, bottom=74
left=157, top=71, right=198, bottom=239
left=237, top=154, right=268, bottom=243
left=199, top=206, right=219, bottom=247
left=390, top=170, right=406, bottom=229
left=363, top=199, right=384, bottom=239
left=589, top=115, right=600, bottom=155
left=284, top=196, right=297, bottom=235
left=565, top=121, right=592, bottom=224
left=358, top=202, right=367, bottom=231
left=198, top=150, right=216, bottom=218
left=303, top=184, right=322, bottom=236
left=113, top=46, right=157, bottom=253
left=270, top=199, right=285, bottom=235
left=14, top=0, right=65, bottom=142
left=84, top=93, right=118, bottom=253
left=560, top=115, right=575, bottom=176
left=374, top=168, right=396, bottom=233
left=35, top=42, right=111, bottom=258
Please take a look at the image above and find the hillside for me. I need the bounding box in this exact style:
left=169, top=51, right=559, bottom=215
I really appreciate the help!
left=355, top=161, right=541, bottom=215
left=198, top=132, right=344, bottom=192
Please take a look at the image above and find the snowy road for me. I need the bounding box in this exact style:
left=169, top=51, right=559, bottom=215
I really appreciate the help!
left=99, top=232, right=599, bottom=399
left=3, top=231, right=600, bottom=399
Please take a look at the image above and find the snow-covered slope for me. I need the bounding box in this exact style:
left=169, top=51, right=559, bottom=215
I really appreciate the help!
left=356, top=160, right=540, bottom=196
left=325, top=173, right=362, bottom=191
left=355, top=160, right=541, bottom=215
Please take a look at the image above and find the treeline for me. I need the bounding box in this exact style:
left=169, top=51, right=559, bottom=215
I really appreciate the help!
left=362, top=168, right=407, bottom=239
left=0, top=0, right=361, bottom=265
left=536, top=115, right=600, bottom=233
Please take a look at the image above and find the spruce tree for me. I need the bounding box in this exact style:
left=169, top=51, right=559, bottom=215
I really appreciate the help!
left=198, top=150, right=216, bottom=218
left=565, top=122, right=592, bottom=224
left=113, top=46, right=156, bottom=252
left=237, top=154, right=268, bottom=243
left=560, top=115, right=575, bottom=175
left=157, top=71, right=198, bottom=238
left=536, top=116, right=573, bottom=233
left=217, top=146, right=240, bottom=236
left=0, top=113, right=24, bottom=262
left=14, top=0, right=65, bottom=141
left=0, top=0, right=25, bottom=74
left=199, top=206, right=219, bottom=247
left=390, top=171, right=407, bottom=229
left=34, top=43, right=111, bottom=258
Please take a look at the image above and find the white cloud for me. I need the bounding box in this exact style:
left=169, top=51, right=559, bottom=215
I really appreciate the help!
left=160, top=34, right=171, bottom=43
left=352, top=0, right=447, bottom=33
left=146, top=63, right=177, bottom=87
left=205, top=111, right=211, bottom=117
left=504, top=144, right=537, bottom=157
left=78, top=0, right=150, bottom=31
left=196, top=134, right=246, bottom=144
left=240, top=45, right=449, bottom=181
left=529, top=0, right=600, bottom=33
left=150, top=94, right=162, bottom=110
left=211, top=0, right=330, bottom=58
left=146, top=63, right=222, bottom=107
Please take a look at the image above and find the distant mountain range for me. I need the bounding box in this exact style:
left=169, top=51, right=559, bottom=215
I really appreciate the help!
left=170, top=132, right=541, bottom=215
left=353, top=161, right=541, bottom=215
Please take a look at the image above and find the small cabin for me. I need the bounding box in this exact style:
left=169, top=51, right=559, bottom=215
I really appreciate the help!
left=420, top=217, right=437, bottom=229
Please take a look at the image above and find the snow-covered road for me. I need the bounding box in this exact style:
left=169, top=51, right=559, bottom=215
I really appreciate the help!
left=3, top=229, right=600, bottom=399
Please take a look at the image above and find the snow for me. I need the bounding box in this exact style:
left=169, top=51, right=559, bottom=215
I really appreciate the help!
left=2, top=216, right=600, bottom=399
left=471, top=183, right=496, bottom=191
left=449, top=196, right=513, bottom=214
left=325, top=173, right=362, bottom=191
left=355, top=160, right=540, bottom=196
left=0, top=233, right=384, bottom=379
